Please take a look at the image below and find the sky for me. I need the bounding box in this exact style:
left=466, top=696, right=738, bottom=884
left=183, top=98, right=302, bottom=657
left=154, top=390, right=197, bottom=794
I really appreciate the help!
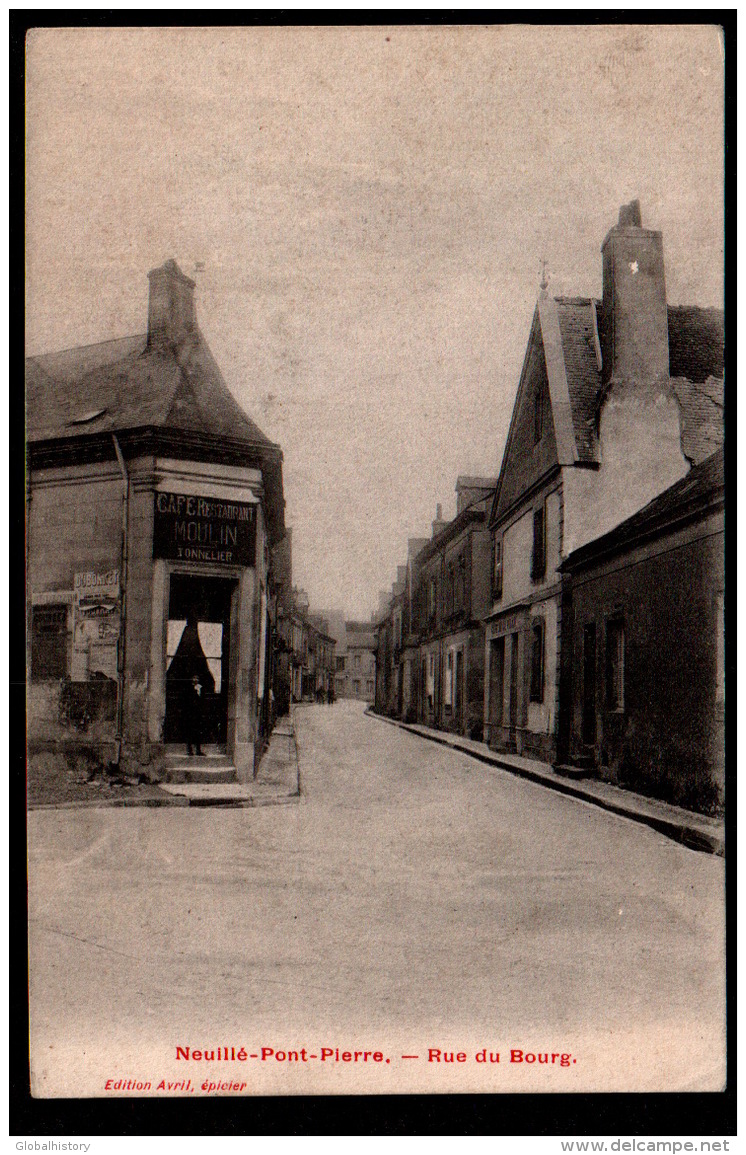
left=25, top=24, right=724, bottom=621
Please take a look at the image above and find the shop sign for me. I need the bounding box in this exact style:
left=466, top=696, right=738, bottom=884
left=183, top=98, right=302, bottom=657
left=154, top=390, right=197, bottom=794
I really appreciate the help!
left=153, top=491, right=256, bottom=566
left=71, top=569, right=120, bottom=682
left=491, top=609, right=528, bottom=638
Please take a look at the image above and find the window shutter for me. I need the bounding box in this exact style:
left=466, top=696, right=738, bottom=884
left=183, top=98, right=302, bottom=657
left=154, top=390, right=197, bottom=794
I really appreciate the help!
left=493, top=537, right=503, bottom=598
left=531, top=506, right=546, bottom=580
left=529, top=619, right=544, bottom=702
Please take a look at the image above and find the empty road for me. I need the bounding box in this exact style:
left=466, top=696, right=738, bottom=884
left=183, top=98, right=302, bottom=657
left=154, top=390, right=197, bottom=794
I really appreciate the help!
left=28, top=701, right=725, bottom=1095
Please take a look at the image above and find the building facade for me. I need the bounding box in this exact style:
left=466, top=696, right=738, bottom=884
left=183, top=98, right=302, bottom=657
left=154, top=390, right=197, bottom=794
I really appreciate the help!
left=557, top=449, right=724, bottom=814
left=337, top=622, right=377, bottom=701
left=483, top=202, right=724, bottom=763
left=374, top=478, right=495, bottom=738
left=287, top=590, right=336, bottom=702
left=27, top=260, right=287, bottom=782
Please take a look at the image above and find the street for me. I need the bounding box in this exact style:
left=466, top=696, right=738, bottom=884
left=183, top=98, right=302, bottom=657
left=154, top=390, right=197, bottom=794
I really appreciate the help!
left=28, top=701, right=725, bottom=1095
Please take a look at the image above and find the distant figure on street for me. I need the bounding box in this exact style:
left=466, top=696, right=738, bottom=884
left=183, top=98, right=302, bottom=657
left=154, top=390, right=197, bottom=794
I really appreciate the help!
left=327, top=682, right=334, bottom=706
left=166, top=611, right=215, bottom=755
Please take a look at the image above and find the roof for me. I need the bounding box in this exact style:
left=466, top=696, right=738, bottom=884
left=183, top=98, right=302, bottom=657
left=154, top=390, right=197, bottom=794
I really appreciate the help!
left=560, top=447, right=724, bottom=571
left=345, top=621, right=377, bottom=647
left=553, top=297, right=603, bottom=463
left=456, top=475, right=497, bottom=490
left=26, top=329, right=275, bottom=450
left=417, top=499, right=488, bottom=565
left=546, top=297, right=725, bottom=467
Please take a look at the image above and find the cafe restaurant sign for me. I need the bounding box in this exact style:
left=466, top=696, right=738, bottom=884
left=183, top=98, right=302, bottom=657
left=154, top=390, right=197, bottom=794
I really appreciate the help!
left=153, top=491, right=256, bottom=566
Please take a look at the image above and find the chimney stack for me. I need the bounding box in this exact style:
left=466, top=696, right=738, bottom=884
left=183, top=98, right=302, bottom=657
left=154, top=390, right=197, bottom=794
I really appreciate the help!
left=601, top=201, right=669, bottom=385
left=431, top=502, right=448, bottom=539
left=147, top=259, right=197, bottom=350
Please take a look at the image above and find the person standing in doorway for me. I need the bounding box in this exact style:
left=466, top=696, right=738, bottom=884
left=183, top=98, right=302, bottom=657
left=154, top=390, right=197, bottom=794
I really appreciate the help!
left=167, top=610, right=215, bottom=755
left=185, top=674, right=205, bottom=756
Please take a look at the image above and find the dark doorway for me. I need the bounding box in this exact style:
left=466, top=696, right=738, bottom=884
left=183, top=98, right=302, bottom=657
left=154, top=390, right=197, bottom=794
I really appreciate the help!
left=508, top=632, right=519, bottom=749
left=489, top=637, right=505, bottom=731
left=165, top=574, right=237, bottom=746
left=454, top=648, right=465, bottom=731
left=582, top=622, right=597, bottom=747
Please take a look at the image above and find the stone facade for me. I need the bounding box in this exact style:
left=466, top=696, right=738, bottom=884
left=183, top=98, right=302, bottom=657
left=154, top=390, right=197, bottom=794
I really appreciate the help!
left=558, top=450, right=724, bottom=814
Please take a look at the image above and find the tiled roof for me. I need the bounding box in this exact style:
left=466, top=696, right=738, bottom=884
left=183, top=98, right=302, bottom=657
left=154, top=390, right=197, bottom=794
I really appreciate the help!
left=26, top=329, right=275, bottom=451
left=554, top=298, right=602, bottom=463
left=561, top=447, right=724, bottom=570
left=550, top=298, right=724, bottom=465
left=668, top=306, right=724, bottom=383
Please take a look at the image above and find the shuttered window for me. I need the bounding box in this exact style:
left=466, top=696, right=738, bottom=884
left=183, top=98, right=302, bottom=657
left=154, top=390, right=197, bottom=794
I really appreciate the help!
left=531, top=505, right=546, bottom=580
left=606, top=618, right=625, bottom=712
left=529, top=618, right=545, bottom=703
left=493, top=536, right=503, bottom=598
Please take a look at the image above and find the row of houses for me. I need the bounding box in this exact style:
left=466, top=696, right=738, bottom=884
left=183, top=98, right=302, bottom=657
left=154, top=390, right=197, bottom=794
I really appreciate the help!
left=374, top=202, right=725, bottom=815
left=282, top=585, right=337, bottom=704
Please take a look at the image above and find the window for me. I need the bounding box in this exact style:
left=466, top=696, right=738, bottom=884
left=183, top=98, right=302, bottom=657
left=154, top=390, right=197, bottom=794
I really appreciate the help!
left=336, top=654, right=346, bottom=672
left=534, top=388, right=543, bottom=443
left=393, top=609, right=402, bottom=651
left=716, top=592, right=724, bottom=703
left=529, top=618, right=544, bottom=702
left=353, top=679, right=361, bottom=695
left=445, top=563, right=455, bottom=617
left=606, top=618, right=625, bottom=711
left=354, top=653, right=361, bottom=670
left=493, top=536, right=503, bottom=599
left=428, top=577, right=437, bottom=622
left=31, top=604, right=68, bottom=680
left=455, top=555, right=466, bottom=613
left=444, top=649, right=454, bottom=707
left=531, top=504, right=546, bottom=580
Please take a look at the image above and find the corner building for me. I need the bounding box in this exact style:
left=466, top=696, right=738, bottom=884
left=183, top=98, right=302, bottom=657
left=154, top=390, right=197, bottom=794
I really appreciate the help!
left=27, top=260, right=286, bottom=781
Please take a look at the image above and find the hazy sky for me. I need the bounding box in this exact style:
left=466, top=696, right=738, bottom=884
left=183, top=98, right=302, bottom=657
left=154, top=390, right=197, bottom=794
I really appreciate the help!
left=25, top=24, right=724, bottom=620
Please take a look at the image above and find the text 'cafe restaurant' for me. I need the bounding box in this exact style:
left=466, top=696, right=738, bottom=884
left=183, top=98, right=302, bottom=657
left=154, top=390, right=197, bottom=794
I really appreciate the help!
left=26, top=259, right=286, bottom=781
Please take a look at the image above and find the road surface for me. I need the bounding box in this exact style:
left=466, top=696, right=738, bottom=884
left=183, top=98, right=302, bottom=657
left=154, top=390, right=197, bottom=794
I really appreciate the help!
left=28, top=701, right=725, bottom=1095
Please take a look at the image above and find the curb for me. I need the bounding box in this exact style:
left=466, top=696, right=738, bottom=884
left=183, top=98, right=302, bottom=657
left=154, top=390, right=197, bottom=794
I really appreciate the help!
left=28, top=795, right=189, bottom=810
left=366, top=709, right=724, bottom=857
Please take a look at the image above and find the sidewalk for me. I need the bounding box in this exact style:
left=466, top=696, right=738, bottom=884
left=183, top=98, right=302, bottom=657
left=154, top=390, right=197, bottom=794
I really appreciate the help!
left=30, top=714, right=301, bottom=810
left=368, top=709, right=724, bottom=856
left=158, top=712, right=300, bottom=807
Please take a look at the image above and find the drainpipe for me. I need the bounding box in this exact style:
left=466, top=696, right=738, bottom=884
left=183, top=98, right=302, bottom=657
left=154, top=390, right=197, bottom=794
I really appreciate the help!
left=112, top=434, right=129, bottom=765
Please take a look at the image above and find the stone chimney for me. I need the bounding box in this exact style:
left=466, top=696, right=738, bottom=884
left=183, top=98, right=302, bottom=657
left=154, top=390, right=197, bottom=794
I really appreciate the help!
left=456, top=476, right=498, bottom=514
left=600, top=200, right=669, bottom=385
left=147, top=259, right=197, bottom=350
left=431, top=503, right=447, bottom=538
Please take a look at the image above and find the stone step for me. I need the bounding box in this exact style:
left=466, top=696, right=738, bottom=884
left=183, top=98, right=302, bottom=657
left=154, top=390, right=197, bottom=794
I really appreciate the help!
left=166, top=765, right=237, bottom=785
left=163, top=748, right=237, bottom=784
left=553, top=762, right=597, bottom=781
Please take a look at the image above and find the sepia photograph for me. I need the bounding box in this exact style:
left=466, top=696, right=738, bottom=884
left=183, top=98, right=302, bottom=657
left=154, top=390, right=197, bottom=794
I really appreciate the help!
left=22, top=20, right=728, bottom=1119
